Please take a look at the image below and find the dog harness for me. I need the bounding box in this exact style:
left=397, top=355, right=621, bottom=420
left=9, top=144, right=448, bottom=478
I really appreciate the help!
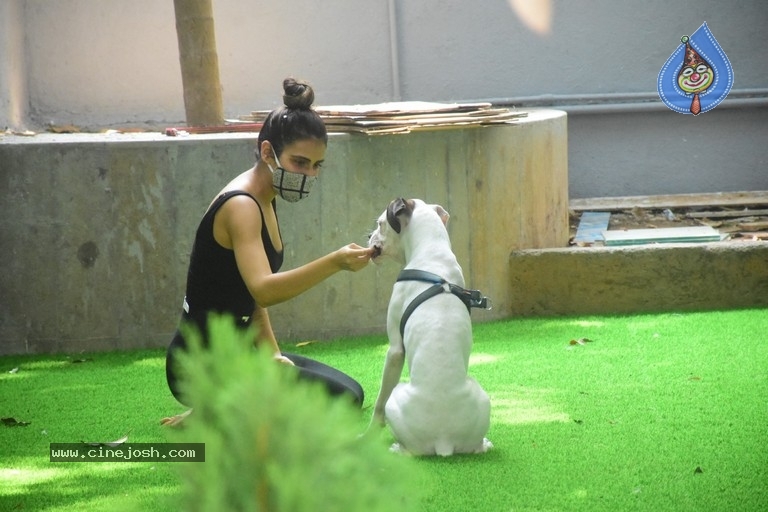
left=396, top=269, right=492, bottom=338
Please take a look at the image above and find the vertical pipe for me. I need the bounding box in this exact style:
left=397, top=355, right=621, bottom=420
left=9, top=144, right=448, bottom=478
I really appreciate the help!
left=387, top=0, right=401, bottom=101
left=0, top=0, right=28, bottom=130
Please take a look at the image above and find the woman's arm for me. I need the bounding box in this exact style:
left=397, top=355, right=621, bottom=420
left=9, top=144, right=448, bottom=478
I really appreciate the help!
left=252, top=304, right=294, bottom=365
left=244, top=245, right=372, bottom=307
left=221, top=195, right=373, bottom=308
left=252, top=303, right=279, bottom=353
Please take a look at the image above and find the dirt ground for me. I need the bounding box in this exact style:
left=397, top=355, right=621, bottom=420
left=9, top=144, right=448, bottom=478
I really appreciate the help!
left=569, top=205, right=768, bottom=246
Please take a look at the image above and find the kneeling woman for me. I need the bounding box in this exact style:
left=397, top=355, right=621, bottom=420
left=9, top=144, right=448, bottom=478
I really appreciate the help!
left=162, top=78, right=372, bottom=426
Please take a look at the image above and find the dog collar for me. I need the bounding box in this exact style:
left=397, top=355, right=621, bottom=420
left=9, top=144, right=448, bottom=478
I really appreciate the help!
left=396, top=269, right=492, bottom=338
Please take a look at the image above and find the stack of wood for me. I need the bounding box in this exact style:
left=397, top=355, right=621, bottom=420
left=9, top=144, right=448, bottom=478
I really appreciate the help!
left=238, top=101, right=526, bottom=135
left=686, top=208, right=768, bottom=241
left=570, top=191, right=768, bottom=246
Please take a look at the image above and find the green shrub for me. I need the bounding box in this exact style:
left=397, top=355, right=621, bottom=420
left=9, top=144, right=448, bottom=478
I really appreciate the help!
left=170, top=315, right=424, bottom=512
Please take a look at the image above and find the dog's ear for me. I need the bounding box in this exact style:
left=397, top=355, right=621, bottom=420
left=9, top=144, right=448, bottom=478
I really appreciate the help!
left=434, top=205, right=450, bottom=227
left=386, top=198, right=413, bottom=234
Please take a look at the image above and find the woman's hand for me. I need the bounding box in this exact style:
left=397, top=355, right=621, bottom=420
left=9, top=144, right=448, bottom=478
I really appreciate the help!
left=334, top=243, right=373, bottom=272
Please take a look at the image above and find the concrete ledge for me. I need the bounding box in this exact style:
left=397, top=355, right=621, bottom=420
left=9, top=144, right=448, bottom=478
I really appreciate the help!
left=0, top=109, right=568, bottom=355
left=509, top=242, right=768, bottom=316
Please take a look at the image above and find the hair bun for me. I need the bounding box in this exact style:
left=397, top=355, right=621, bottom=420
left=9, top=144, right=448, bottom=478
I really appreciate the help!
left=282, top=78, right=315, bottom=110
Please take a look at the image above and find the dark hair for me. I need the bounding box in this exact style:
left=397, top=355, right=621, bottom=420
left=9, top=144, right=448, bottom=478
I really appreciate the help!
left=257, top=78, right=327, bottom=159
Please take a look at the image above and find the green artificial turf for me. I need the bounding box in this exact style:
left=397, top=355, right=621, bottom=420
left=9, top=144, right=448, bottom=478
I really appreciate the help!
left=1, top=309, right=767, bottom=511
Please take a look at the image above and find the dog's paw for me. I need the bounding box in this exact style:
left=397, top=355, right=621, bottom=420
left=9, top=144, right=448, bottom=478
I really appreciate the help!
left=389, top=442, right=404, bottom=454
left=481, top=438, right=494, bottom=452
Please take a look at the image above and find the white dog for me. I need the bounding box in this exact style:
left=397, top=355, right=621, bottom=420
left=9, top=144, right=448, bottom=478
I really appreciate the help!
left=367, top=198, right=492, bottom=456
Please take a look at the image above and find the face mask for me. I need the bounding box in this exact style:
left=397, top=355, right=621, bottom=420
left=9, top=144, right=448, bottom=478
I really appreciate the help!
left=268, top=153, right=317, bottom=202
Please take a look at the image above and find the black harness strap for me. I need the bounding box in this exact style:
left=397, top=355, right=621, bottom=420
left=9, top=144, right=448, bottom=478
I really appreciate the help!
left=396, top=269, right=491, bottom=338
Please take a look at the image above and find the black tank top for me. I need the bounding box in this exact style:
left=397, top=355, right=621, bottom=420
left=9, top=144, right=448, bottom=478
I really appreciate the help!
left=183, top=191, right=283, bottom=329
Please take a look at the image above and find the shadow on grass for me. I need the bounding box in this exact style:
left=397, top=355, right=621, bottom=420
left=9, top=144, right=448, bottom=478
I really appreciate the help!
left=1, top=349, right=182, bottom=511
left=1, top=456, right=181, bottom=511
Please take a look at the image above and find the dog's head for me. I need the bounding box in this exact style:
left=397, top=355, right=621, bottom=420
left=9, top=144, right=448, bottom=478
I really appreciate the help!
left=368, top=198, right=449, bottom=264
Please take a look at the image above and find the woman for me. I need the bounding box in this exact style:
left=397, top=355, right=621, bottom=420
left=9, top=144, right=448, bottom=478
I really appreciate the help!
left=162, top=78, right=372, bottom=426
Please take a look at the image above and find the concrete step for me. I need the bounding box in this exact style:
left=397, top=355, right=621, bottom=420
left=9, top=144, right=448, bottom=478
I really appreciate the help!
left=508, top=241, right=768, bottom=316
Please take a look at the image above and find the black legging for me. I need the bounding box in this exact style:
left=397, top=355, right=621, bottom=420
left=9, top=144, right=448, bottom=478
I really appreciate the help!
left=165, top=330, right=364, bottom=408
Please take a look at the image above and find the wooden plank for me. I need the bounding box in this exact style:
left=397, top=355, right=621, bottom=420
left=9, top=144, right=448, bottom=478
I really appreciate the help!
left=571, top=191, right=768, bottom=211
left=164, top=122, right=263, bottom=135
left=318, top=124, right=411, bottom=135
left=323, top=110, right=523, bottom=128
left=574, top=212, right=611, bottom=243
left=739, top=221, right=768, bottom=231
left=315, top=101, right=494, bottom=116
left=240, top=102, right=526, bottom=135
left=245, top=101, right=495, bottom=120
left=602, top=226, right=721, bottom=246
left=686, top=208, right=768, bottom=219
left=323, top=108, right=514, bottom=122
left=733, top=231, right=768, bottom=240
left=321, top=115, right=524, bottom=135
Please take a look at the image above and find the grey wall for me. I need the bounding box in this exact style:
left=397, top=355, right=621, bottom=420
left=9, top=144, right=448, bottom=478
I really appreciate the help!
left=568, top=107, right=768, bottom=197
left=395, top=1, right=767, bottom=101
left=0, top=0, right=766, bottom=198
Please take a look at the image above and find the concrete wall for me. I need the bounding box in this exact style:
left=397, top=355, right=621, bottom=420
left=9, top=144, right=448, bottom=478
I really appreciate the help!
left=1, top=0, right=766, bottom=197
left=509, top=243, right=768, bottom=316
left=0, top=111, right=568, bottom=355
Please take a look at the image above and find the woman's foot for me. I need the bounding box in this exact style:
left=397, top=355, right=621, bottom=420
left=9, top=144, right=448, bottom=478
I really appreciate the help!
left=160, top=408, right=192, bottom=427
